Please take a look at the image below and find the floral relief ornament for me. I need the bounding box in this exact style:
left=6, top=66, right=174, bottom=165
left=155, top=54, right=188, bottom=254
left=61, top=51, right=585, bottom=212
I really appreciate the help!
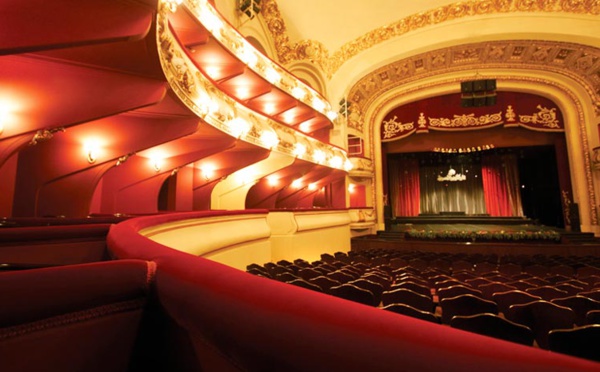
left=519, top=105, right=560, bottom=128
left=382, top=116, right=414, bottom=139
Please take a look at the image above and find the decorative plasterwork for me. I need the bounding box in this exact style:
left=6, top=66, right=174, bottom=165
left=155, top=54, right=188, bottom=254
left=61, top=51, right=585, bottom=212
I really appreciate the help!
left=347, top=40, right=600, bottom=131
left=262, top=0, right=600, bottom=79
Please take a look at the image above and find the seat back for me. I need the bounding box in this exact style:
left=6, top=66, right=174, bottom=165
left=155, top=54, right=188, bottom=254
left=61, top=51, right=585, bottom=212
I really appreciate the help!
left=440, top=294, right=498, bottom=324
left=382, top=303, right=440, bottom=324
left=552, top=295, right=600, bottom=326
left=382, top=288, right=434, bottom=312
left=0, top=259, right=152, bottom=372
left=505, top=300, right=576, bottom=349
left=450, top=313, right=534, bottom=346
left=548, top=325, right=600, bottom=362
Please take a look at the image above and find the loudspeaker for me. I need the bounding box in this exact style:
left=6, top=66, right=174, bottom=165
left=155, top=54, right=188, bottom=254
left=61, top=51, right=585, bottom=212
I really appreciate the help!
left=461, top=81, right=473, bottom=93
left=473, top=80, right=487, bottom=92
left=486, top=79, right=496, bottom=91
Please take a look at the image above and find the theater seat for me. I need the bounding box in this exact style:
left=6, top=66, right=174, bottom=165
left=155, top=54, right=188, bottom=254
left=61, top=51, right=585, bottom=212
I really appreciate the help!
left=548, top=325, right=600, bottom=362
left=0, top=259, right=153, bottom=372
left=450, top=313, right=534, bottom=346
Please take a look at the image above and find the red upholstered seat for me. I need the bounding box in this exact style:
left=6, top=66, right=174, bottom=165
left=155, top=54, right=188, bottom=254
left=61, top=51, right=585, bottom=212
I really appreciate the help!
left=440, top=294, right=498, bottom=324
left=382, top=288, right=434, bottom=312
left=450, top=313, right=534, bottom=346
left=493, top=290, right=542, bottom=315
left=437, top=285, right=483, bottom=303
left=0, top=259, right=152, bottom=372
left=526, top=286, right=569, bottom=301
left=382, top=303, right=441, bottom=324
left=548, top=325, right=600, bottom=362
left=552, top=295, right=600, bottom=326
left=505, top=300, right=576, bottom=349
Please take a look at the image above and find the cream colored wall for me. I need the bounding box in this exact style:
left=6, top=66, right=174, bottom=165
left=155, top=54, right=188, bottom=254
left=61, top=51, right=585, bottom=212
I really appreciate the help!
left=268, top=210, right=351, bottom=263
left=139, top=210, right=352, bottom=270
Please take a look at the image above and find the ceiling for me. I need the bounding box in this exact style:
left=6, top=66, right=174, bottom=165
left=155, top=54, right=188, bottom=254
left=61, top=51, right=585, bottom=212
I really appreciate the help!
left=276, top=0, right=458, bottom=52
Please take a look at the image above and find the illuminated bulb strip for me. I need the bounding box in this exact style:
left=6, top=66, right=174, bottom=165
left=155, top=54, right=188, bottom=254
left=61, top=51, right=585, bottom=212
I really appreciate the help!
left=179, top=0, right=333, bottom=118
left=156, top=4, right=351, bottom=171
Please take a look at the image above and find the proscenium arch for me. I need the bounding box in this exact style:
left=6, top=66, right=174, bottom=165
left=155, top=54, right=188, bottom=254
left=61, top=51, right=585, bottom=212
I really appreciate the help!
left=365, top=71, right=598, bottom=234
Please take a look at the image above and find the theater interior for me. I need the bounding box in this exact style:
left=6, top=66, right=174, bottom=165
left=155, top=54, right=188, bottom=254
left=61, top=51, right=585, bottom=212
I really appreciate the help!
left=1, top=0, right=600, bottom=370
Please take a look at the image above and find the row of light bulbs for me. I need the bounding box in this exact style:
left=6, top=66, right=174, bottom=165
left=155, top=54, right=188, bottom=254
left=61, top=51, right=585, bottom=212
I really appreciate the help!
left=175, top=0, right=338, bottom=121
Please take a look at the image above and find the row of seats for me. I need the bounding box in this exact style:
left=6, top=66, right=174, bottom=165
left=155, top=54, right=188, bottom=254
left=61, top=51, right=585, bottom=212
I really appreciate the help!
left=247, top=249, right=600, bottom=361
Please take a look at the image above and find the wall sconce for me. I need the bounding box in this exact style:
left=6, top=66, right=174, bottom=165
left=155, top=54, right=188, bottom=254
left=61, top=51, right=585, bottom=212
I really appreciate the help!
left=348, top=183, right=356, bottom=193
left=291, top=179, right=303, bottom=189
left=312, top=98, right=326, bottom=112
left=260, top=130, right=280, bottom=150
left=200, top=164, right=215, bottom=181
left=326, top=110, right=338, bottom=121
left=307, top=183, right=317, bottom=191
left=149, top=156, right=164, bottom=172
left=267, top=175, right=279, bottom=187
left=83, top=140, right=101, bottom=164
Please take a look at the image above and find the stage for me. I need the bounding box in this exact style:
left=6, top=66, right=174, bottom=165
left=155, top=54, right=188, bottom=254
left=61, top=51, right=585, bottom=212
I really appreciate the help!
left=351, top=213, right=600, bottom=257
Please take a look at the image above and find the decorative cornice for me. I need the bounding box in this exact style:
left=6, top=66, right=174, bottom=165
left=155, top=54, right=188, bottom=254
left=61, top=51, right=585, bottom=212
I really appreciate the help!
left=263, top=0, right=600, bottom=78
left=347, top=40, right=600, bottom=126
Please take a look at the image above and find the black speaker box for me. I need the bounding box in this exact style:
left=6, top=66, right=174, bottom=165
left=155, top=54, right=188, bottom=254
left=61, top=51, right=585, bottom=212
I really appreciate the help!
left=461, top=81, right=473, bottom=93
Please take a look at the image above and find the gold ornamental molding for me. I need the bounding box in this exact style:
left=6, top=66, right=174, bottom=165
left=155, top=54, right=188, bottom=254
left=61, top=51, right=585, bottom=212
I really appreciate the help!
left=262, top=0, right=600, bottom=78
left=368, top=76, right=598, bottom=225
left=347, top=40, right=600, bottom=128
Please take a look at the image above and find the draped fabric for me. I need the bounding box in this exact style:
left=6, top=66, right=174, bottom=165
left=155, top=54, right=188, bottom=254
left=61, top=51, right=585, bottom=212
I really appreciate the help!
left=388, top=157, right=420, bottom=216
left=419, top=162, right=486, bottom=215
left=481, top=153, right=524, bottom=217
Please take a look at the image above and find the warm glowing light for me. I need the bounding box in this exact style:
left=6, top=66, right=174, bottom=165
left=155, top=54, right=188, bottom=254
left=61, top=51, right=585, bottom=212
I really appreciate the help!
left=313, top=149, right=326, bottom=164
left=265, top=68, right=281, bottom=84
left=326, top=110, right=338, bottom=121
left=195, top=92, right=219, bottom=116
left=348, top=183, right=356, bottom=193
left=291, top=179, right=303, bottom=189
left=293, top=143, right=306, bottom=157
left=344, top=159, right=354, bottom=172
left=264, top=103, right=276, bottom=115
left=199, top=6, right=224, bottom=33
left=312, top=98, right=326, bottom=112
left=299, top=122, right=311, bottom=133
left=308, top=183, right=317, bottom=191
left=260, top=130, right=280, bottom=149
left=267, top=175, right=279, bottom=187
left=329, top=155, right=343, bottom=169
left=83, top=139, right=102, bottom=164
left=200, top=163, right=215, bottom=180
left=149, top=154, right=165, bottom=172
left=291, top=86, right=306, bottom=100
left=227, top=117, right=251, bottom=138
left=239, top=45, right=258, bottom=68
left=236, top=87, right=250, bottom=99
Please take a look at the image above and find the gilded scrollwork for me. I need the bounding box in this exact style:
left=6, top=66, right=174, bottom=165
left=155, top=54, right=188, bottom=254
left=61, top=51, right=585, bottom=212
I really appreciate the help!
left=429, top=112, right=503, bottom=128
left=519, top=105, right=561, bottom=128
left=262, top=0, right=600, bottom=78
left=382, top=116, right=414, bottom=139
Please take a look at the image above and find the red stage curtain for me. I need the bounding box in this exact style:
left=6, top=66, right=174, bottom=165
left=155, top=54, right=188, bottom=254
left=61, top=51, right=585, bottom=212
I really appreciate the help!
left=481, top=154, right=523, bottom=217
left=389, top=157, right=420, bottom=216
